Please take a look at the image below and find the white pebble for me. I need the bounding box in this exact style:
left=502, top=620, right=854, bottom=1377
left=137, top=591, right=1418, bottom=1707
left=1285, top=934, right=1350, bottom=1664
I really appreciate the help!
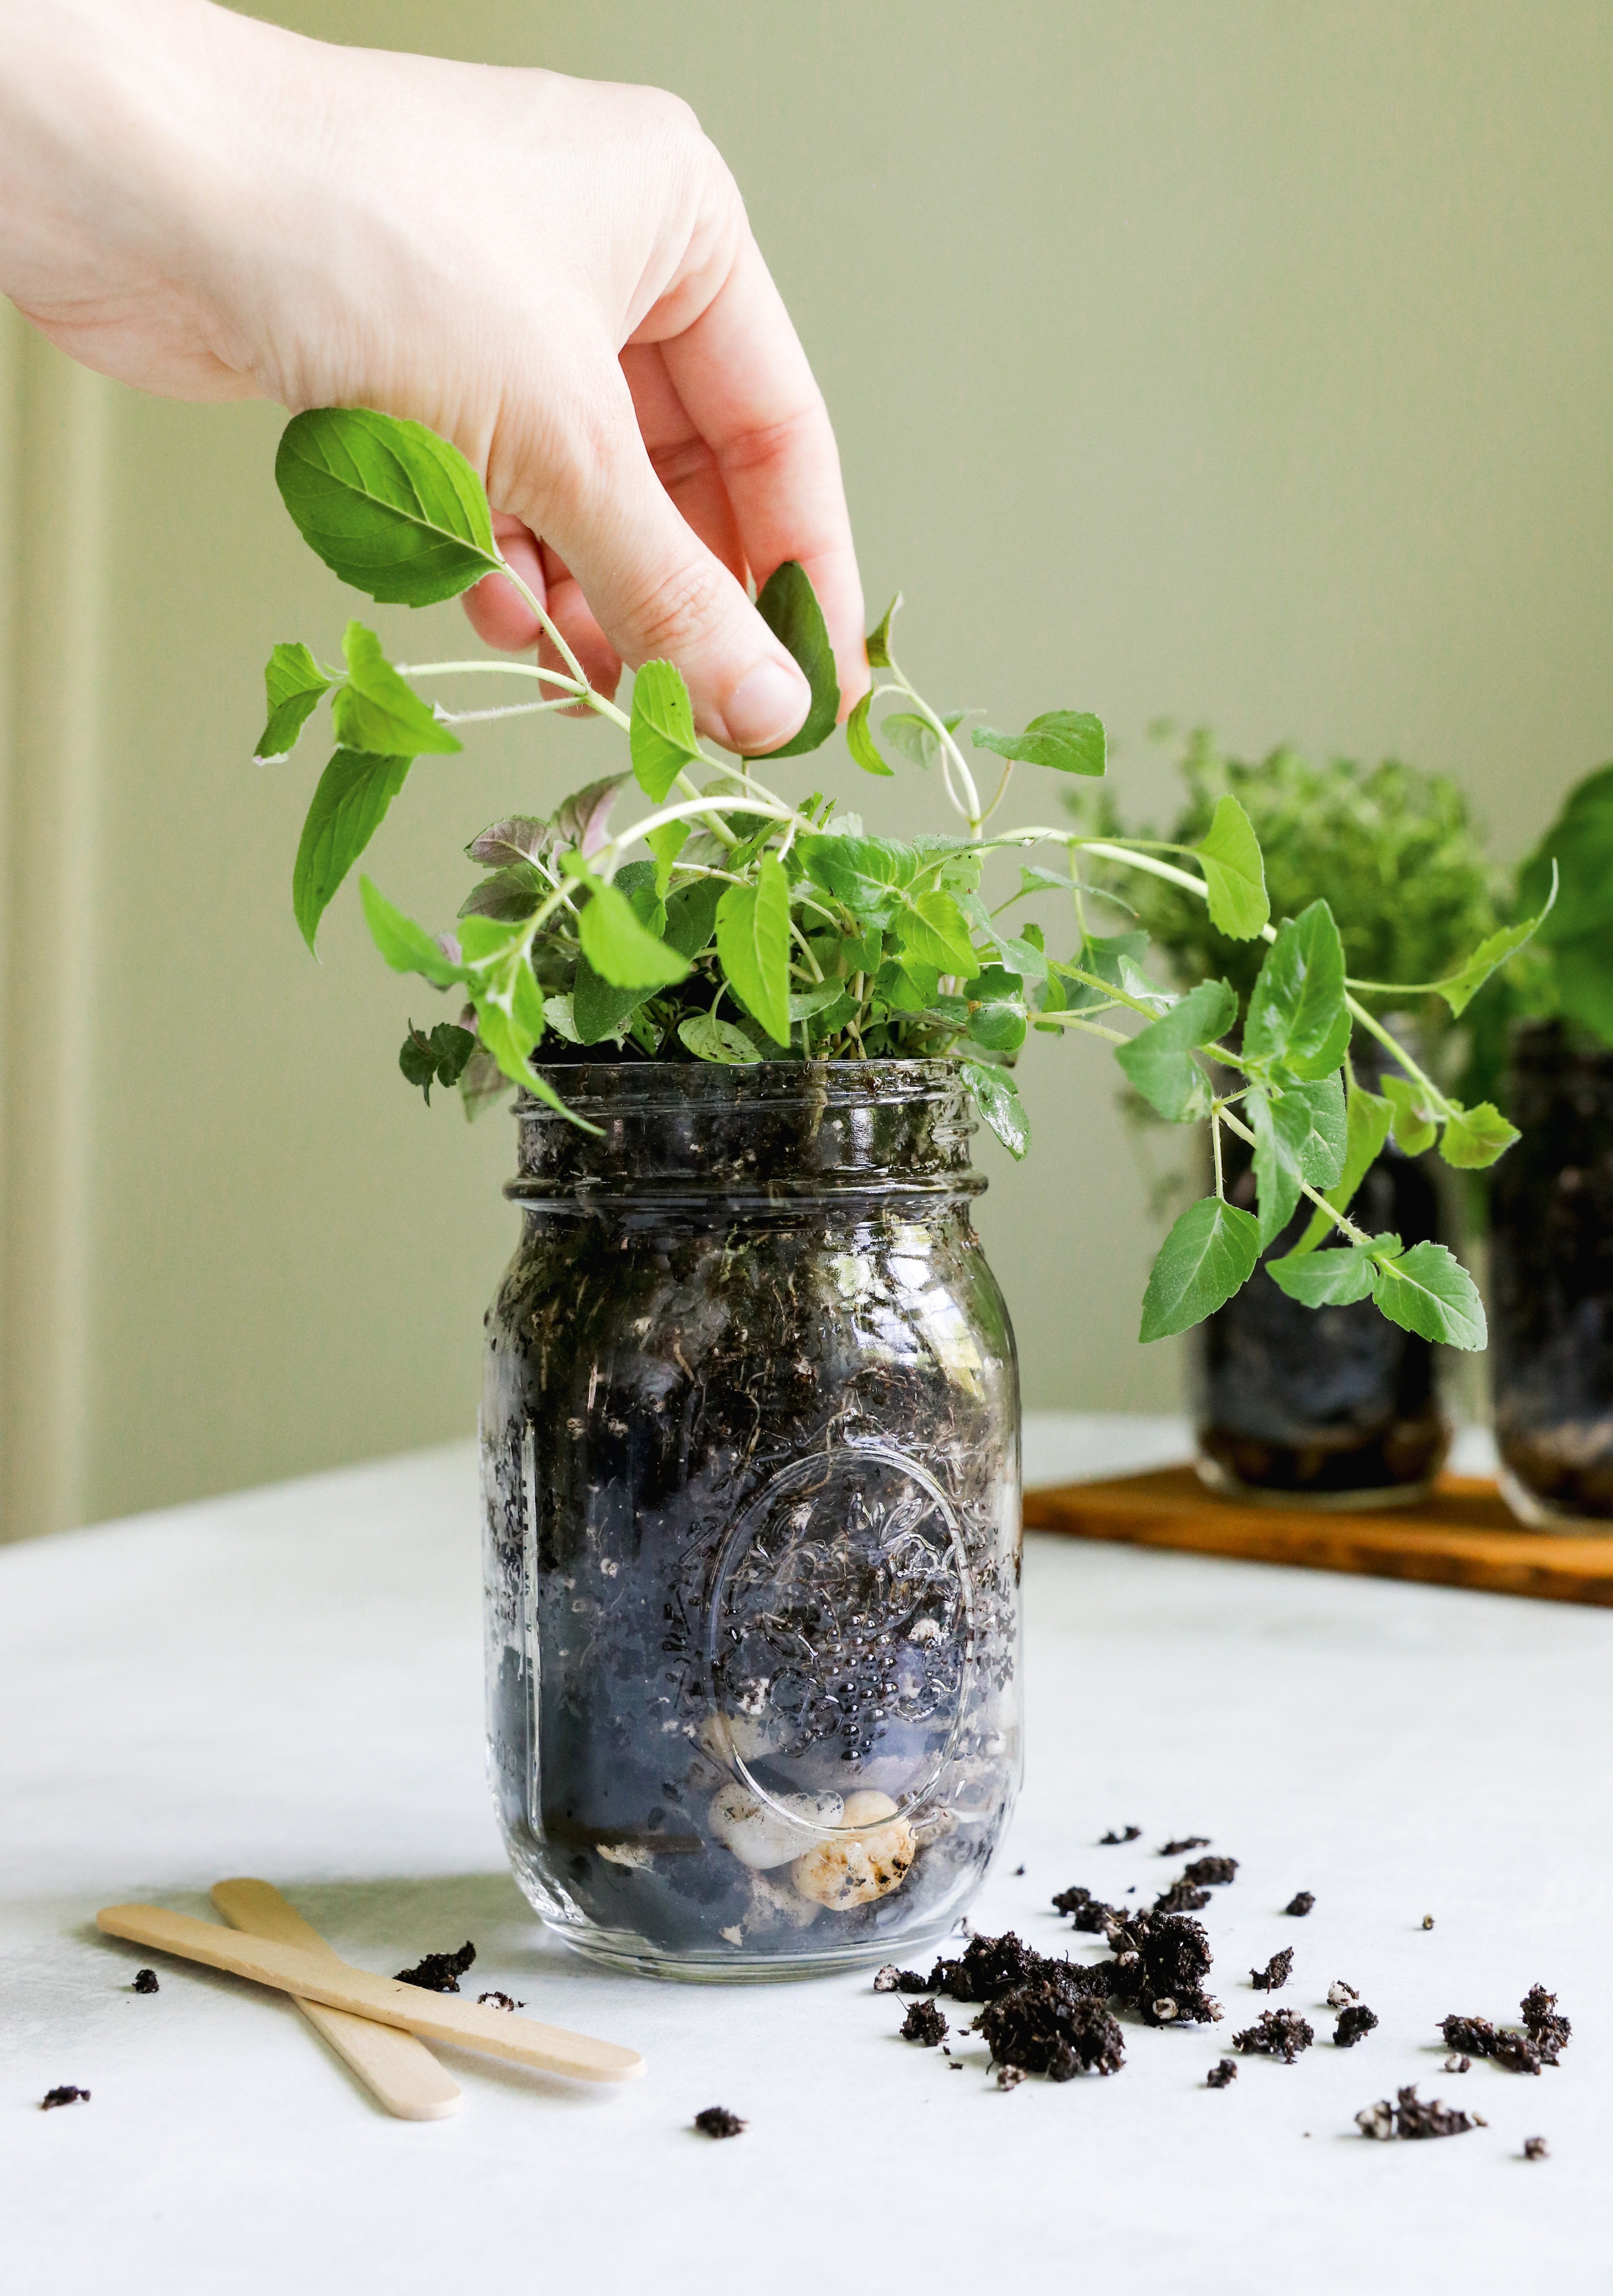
left=792, top=1815, right=916, bottom=1909
left=838, top=1789, right=900, bottom=1830
left=708, top=1782, right=844, bottom=1869
left=596, top=1841, right=654, bottom=1869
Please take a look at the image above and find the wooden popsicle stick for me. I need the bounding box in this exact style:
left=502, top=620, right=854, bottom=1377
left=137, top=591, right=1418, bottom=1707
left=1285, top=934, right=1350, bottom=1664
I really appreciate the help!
left=211, top=1879, right=463, bottom=2121
left=97, top=1903, right=645, bottom=2084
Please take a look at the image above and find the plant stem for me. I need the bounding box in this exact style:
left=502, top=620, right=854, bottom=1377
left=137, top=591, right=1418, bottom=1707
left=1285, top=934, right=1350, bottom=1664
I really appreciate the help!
left=1217, top=1105, right=1373, bottom=1247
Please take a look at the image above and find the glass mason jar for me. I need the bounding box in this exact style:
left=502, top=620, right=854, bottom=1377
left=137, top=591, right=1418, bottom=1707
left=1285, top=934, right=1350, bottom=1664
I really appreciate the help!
left=1492, top=1019, right=1613, bottom=1526
left=1193, top=1043, right=1450, bottom=1506
left=480, top=1059, right=1022, bottom=1980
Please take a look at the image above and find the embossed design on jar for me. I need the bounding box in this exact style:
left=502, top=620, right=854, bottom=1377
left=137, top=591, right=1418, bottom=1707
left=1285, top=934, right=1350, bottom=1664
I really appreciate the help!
left=705, top=1443, right=976, bottom=1831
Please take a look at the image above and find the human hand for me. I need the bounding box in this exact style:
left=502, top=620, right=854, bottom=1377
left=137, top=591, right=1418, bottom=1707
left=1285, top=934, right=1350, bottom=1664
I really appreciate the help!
left=0, top=0, right=866, bottom=752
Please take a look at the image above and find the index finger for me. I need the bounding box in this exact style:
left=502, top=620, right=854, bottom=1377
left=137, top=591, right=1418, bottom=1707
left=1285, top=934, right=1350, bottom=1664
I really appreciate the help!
left=646, top=231, right=869, bottom=717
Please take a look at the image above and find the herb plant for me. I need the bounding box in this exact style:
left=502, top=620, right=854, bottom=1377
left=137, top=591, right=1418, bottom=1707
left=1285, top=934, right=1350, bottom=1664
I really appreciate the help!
left=256, top=408, right=1545, bottom=1352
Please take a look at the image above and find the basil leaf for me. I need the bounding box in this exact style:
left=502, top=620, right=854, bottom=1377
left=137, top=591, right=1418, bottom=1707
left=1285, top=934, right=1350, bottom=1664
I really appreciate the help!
left=1439, top=1099, right=1520, bottom=1170
left=467, top=814, right=552, bottom=867
left=1267, top=1239, right=1383, bottom=1307
left=275, top=407, right=500, bottom=607
left=898, top=886, right=979, bottom=977
left=961, top=1060, right=1031, bottom=1159
left=1194, top=793, right=1269, bottom=939
left=552, top=774, right=627, bottom=856
left=542, top=993, right=582, bottom=1044
left=630, top=659, right=701, bottom=802
left=1243, top=901, right=1350, bottom=1079
left=1246, top=1071, right=1348, bottom=1250
left=399, top=1020, right=475, bottom=1105
left=292, top=750, right=411, bottom=953
left=865, top=594, right=901, bottom=669
left=646, top=817, right=690, bottom=894
left=1381, top=1073, right=1438, bottom=1155
left=1370, top=1240, right=1488, bottom=1350
left=747, top=561, right=839, bottom=758
left=1290, top=1081, right=1392, bottom=1255
left=788, top=980, right=845, bottom=1021
left=332, top=623, right=461, bottom=756
left=572, top=953, right=648, bottom=1044
left=458, top=1044, right=512, bottom=1122
left=569, top=868, right=691, bottom=992
left=716, top=853, right=793, bottom=1044
left=256, top=641, right=332, bottom=762
left=965, top=970, right=1029, bottom=1053
left=1139, top=1196, right=1261, bottom=1341
left=359, top=878, right=466, bottom=986
left=473, top=991, right=584, bottom=1125
left=846, top=690, right=894, bottom=776
left=664, top=878, right=723, bottom=961
left=972, top=711, right=1106, bottom=777
left=1114, top=978, right=1237, bottom=1122
left=1431, top=914, right=1546, bottom=1018
left=883, top=711, right=943, bottom=769
left=457, top=862, right=546, bottom=923
left=798, top=832, right=918, bottom=922
left=679, top=1011, right=764, bottom=1065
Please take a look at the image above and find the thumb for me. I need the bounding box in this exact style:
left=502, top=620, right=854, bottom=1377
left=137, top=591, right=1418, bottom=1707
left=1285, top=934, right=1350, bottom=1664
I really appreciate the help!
left=507, top=377, right=814, bottom=756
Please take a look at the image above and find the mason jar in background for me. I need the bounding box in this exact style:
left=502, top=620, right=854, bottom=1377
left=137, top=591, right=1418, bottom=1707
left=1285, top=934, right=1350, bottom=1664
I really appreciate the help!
left=1492, top=1019, right=1613, bottom=1526
left=1193, top=1042, right=1450, bottom=1507
left=481, top=1059, right=1022, bottom=1979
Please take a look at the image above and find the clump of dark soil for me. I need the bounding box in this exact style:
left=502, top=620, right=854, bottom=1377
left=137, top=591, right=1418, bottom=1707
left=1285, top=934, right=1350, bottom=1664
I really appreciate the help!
left=1440, top=1988, right=1569, bottom=2074
left=1182, top=1855, right=1238, bottom=1887
left=1523, top=2135, right=1548, bottom=2161
left=1100, top=1826, right=1142, bottom=1845
left=1284, top=1892, right=1315, bottom=1917
left=978, top=1981, right=1126, bottom=2079
left=41, top=2085, right=90, bottom=2110
left=395, top=1942, right=476, bottom=1993
left=477, top=1990, right=524, bottom=2011
left=1334, top=2004, right=1378, bottom=2048
left=925, top=1931, right=1054, bottom=2002
left=132, top=1969, right=159, bottom=1993
left=1358, top=2085, right=1475, bottom=2140
left=1234, top=2009, right=1314, bottom=2062
left=1160, top=1836, right=1211, bottom=1856
left=1206, top=2057, right=1238, bottom=2088
left=1251, top=1948, right=1294, bottom=1992
left=1152, top=1881, right=1212, bottom=1914
left=873, top=1964, right=934, bottom=1995
left=901, top=1998, right=948, bottom=2046
left=693, top=2105, right=746, bottom=2138
left=1521, top=1985, right=1571, bottom=2061
left=1051, top=1884, right=1125, bottom=1933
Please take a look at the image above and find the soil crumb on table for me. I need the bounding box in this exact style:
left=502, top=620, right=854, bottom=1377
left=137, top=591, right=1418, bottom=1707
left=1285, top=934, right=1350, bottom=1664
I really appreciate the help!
left=477, top=1990, right=524, bottom=2011
left=1523, top=2136, right=1549, bottom=2161
left=41, top=2085, right=90, bottom=2109
left=1334, top=2004, right=1379, bottom=2047
left=1284, top=1891, right=1315, bottom=1917
left=1099, top=1826, right=1142, bottom=1845
left=693, top=2106, right=746, bottom=2138
left=1233, top=2009, right=1313, bottom=2061
left=1206, top=2058, right=1238, bottom=2088
left=900, top=1999, right=948, bottom=2046
left=1159, top=1836, right=1211, bottom=1856
left=394, top=1942, right=476, bottom=1992
left=1251, top=1948, right=1294, bottom=1992
left=1358, top=2085, right=1474, bottom=2140
left=131, top=1968, right=158, bottom=1993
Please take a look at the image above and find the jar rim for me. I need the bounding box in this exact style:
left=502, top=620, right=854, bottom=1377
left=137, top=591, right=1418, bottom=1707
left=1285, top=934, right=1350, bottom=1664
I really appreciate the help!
left=514, top=1054, right=969, bottom=1120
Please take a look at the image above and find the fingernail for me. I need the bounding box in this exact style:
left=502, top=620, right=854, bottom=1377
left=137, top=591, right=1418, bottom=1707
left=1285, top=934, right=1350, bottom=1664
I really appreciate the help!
left=722, top=658, right=809, bottom=754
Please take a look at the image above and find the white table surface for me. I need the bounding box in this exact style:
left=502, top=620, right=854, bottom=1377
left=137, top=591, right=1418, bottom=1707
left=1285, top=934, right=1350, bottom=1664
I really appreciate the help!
left=3, top=1413, right=1606, bottom=2296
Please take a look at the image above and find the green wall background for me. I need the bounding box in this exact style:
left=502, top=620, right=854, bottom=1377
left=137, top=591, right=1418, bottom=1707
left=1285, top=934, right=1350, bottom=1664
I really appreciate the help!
left=3, top=0, right=1611, bottom=1535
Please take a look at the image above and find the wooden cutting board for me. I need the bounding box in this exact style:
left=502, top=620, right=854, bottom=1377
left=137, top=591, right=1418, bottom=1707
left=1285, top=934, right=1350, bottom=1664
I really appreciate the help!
left=1022, top=1467, right=1613, bottom=1607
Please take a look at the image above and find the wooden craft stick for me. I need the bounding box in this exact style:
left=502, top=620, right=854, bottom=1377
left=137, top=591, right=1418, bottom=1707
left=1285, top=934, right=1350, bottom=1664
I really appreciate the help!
left=211, top=1879, right=463, bottom=2121
left=97, top=1903, right=645, bottom=2084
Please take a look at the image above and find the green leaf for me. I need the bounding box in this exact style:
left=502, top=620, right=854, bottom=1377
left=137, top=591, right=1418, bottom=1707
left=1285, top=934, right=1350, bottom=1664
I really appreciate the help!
left=865, top=594, right=901, bottom=669
left=1140, top=1196, right=1262, bottom=1341
left=846, top=690, right=894, bottom=776
left=571, top=953, right=644, bottom=1044
left=567, top=868, right=689, bottom=992
left=542, top=992, right=581, bottom=1044
left=1195, top=794, right=1269, bottom=939
left=630, top=659, right=701, bottom=802
left=293, top=750, right=411, bottom=953
left=882, top=712, right=943, bottom=769
left=256, top=641, right=331, bottom=762
left=679, top=1011, right=764, bottom=1065
left=1431, top=914, right=1546, bottom=1018
left=646, top=817, right=690, bottom=894
left=458, top=1044, right=511, bottom=1122
left=1518, top=762, right=1613, bottom=944
left=1382, top=1073, right=1438, bottom=1155
left=1267, top=1239, right=1383, bottom=1308
left=1114, top=977, right=1237, bottom=1122
left=552, top=774, right=627, bottom=856
left=1371, top=1241, right=1488, bottom=1350
left=877, top=957, right=940, bottom=1013
left=663, top=876, right=723, bottom=962
left=275, top=407, right=500, bottom=607
left=457, top=862, right=546, bottom=924
left=1439, top=1099, right=1520, bottom=1170
left=473, top=993, right=582, bottom=1125
left=965, top=971, right=1029, bottom=1053
left=961, top=1060, right=1031, bottom=1159
left=1246, top=1071, right=1348, bottom=1250
left=798, top=832, right=918, bottom=923
left=716, top=853, right=792, bottom=1044
left=788, top=980, right=844, bottom=1022
left=399, top=1020, right=475, bottom=1105
left=898, top=886, right=979, bottom=977
left=467, top=815, right=552, bottom=867
left=1291, top=1082, right=1392, bottom=1254
left=360, top=878, right=465, bottom=986
left=971, top=711, right=1106, bottom=777
left=1243, top=901, right=1350, bottom=1078
left=747, top=561, right=839, bottom=758
left=332, top=623, right=461, bottom=756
